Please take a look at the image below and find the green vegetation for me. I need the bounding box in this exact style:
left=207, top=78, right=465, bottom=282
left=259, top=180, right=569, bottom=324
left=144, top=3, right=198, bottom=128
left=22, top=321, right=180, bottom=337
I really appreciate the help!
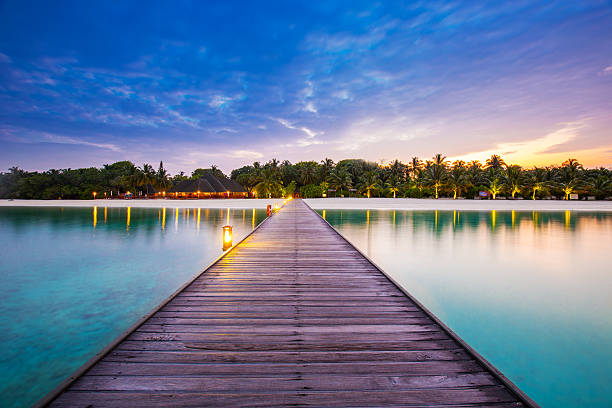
left=1, top=156, right=611, bottom=200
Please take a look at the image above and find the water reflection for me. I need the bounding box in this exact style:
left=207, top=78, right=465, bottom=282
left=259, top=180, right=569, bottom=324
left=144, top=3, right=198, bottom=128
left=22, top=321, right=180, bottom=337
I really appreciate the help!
left=324, top=210, right=600, bottom=236
left=0, top=206, right=268, bottom=408
left=321, top=209, right=612, bottom=408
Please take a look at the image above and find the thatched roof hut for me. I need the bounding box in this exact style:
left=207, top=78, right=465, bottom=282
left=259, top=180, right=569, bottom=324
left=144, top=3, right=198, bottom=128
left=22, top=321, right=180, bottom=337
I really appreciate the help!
left=171, top=173, right=247, bottom=198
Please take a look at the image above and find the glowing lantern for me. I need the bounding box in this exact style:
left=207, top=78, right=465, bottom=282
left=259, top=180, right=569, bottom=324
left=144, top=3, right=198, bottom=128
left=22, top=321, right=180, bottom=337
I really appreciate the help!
left=222, top=225, right=232, bottom=250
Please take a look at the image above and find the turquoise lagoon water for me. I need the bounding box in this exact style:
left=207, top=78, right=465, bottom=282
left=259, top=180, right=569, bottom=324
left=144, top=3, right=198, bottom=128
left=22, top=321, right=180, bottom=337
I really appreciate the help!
left=319, top=209, right=612, bottom=408
left=0, top=206, right=267, bottom=408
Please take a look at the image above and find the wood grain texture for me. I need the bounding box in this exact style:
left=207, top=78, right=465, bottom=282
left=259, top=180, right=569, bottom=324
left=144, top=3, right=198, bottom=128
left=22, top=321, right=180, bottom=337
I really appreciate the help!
left=46, top=199, right=532, bottom=407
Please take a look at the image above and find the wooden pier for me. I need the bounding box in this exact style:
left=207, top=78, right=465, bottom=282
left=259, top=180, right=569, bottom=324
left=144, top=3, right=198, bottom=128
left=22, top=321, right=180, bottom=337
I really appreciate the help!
left=41, top=199, right=536, bottom=407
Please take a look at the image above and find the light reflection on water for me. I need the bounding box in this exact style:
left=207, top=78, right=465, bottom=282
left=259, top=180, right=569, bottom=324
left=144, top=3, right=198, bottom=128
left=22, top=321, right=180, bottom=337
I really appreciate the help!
left=0, top=206, right=267, bottom=408
left=320, top=209, right=612, bottom=408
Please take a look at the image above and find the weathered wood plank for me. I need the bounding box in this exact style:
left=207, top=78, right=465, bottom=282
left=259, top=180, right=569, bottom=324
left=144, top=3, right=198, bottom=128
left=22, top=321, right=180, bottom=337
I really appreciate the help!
left=51, top=387, right=519, bottom=407
left=71, top=372, right=497, bottom=392
left=44, top=199, right=533, bottom=407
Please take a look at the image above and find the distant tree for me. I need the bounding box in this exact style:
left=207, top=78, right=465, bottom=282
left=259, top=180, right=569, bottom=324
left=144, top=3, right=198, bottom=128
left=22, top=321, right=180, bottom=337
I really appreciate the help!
left=486, top=175, right=503, bottom=200
left=360, top=171, right=381, bottom=198
left=448, top=161, right=468, bottom=199
left=485, top=154, right=506, bottom=170
left=424, top=155, right=448, bottom=199
left=503, top=165, right=523, bottom=199
left=327, top=169, right=352, bottom=196
left=526, top=167, right=549, bottom=200
left=254, top=167, right=283, bottom=198
left=283, top=180, right=297, bottom=198
left=385, top=175, right=401, bottom=198
left=408, top=157, right=422, bottom=180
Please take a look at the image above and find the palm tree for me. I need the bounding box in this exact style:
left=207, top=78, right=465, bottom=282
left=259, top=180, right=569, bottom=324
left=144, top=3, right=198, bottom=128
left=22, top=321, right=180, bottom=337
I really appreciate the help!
left=360, top=171, right=381, bottom=198
left=385, top=175, right=401, bottom=198
left=424, top=155, right=448, bottom=199
left=433, top=153, right=447, bottom=166
left=408, top=157, right=422, bottom=180
left=485, top=154, right=506, bottom=170
left=589, top=175, right=611, bottom=199
left=556, top=164, right=583, bottom=200
left=319, top=158, right=335, bottom=180
left=300, top=162, right=318, bottom=185
left=255, top=167, right=282, bottom=198
left=504, top=165, right=523, bottom=199
left=327, top=170, right=352, bottom=196
left=388, top=159, right=405, bottom=181
left=486, top=175, right=503, bottom=200
left=448, top=162, right=467, bottom=199
left=526, top=167, right=548, bottom=200
left=466, top=161, right=484, bottom=188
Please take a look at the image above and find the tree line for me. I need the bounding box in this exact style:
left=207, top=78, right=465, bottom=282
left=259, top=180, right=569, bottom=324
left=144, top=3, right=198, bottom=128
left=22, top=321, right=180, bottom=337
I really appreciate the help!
left=1, top=155, right=611, bottom=200
left=0, top=161, right=220, bottom=199
left=231, top=155, right=611, bottom=200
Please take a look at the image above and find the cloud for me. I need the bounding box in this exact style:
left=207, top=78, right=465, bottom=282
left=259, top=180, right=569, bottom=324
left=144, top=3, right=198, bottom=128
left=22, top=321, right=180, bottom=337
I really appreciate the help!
left=303, top=101, right=317, bottom=113
left=0, top=126, right=122, bottom=152
left=449, top=120, right=587, bottom=165
left=42, top=134, right=122, bottom=152
left=603, top=65, right=612, bottom=75
left=275, top=118, right=319, bottom=138
left=0, top=52, right=11, bottom=63
left=209, top=95, right=233, bottom=108
left=229, top=150, right=264, bottom=159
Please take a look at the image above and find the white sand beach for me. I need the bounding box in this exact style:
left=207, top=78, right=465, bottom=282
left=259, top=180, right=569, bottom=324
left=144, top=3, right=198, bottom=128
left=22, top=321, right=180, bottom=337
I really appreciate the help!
left=2, top=197, right=611, bottom=211
left=0, top=199, right=284, bottom=209
left=304, top=197, right=612, bottom=212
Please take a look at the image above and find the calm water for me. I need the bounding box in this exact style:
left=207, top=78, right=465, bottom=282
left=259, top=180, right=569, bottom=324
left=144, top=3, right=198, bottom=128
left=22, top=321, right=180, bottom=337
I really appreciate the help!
left=0, top=206, right=267, bottom=408
left=319, top=209, right=612, bottom=408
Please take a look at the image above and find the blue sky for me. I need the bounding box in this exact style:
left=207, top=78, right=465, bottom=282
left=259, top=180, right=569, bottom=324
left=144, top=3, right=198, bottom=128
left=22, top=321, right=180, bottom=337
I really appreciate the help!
left=1, top=0, right=611, bottom=173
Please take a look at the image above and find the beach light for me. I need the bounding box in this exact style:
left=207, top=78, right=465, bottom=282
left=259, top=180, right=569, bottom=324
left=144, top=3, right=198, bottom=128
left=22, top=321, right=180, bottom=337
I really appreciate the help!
left=222, top=225, right=232, bottom=250
left=92, top=191, right=97, bottom=199
left=162, top=191, right=166, bottom=198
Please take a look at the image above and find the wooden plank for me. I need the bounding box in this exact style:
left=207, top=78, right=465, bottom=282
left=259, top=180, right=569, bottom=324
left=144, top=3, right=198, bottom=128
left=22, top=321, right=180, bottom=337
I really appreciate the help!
left=70, top=372, right=498, bottom=391
left=42, top=199, right=536, bottom=407
left=50, top=388, right=519, bottom=407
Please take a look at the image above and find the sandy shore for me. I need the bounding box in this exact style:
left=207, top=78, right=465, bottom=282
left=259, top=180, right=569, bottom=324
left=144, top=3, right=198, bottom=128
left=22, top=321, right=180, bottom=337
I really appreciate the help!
left=304, top=197, right=612, bottom=212
left=0, top=199, right=284, bottom=209
left=2, top=197, right=611, bottom=211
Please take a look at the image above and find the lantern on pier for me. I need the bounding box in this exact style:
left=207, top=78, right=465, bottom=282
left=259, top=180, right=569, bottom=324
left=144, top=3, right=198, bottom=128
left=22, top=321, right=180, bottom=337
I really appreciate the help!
left=222, top=225, right=233, bottom=250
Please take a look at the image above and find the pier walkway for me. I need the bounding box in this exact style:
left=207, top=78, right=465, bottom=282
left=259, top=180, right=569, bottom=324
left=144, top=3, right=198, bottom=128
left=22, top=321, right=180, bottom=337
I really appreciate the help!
left=44, top=199, right=535, bottom=407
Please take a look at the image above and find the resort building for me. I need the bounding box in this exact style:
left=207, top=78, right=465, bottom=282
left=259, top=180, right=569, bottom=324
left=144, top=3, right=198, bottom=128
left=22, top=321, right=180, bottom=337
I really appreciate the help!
left=170, top=173, right=248, bottom=199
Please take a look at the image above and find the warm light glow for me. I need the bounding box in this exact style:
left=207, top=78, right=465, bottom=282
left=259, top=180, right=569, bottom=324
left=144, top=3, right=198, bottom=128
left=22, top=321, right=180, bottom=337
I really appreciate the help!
left=222, top=225, right=233, bottom=250
left=92, top=191, right=96, bottom=199
left=322, top=210, right=326, bottom=220
left=126, top=206, right=131, bottom=230
left=162, top=207, right=166, bottom=230
left=93, top=206, right=97, bottom=228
